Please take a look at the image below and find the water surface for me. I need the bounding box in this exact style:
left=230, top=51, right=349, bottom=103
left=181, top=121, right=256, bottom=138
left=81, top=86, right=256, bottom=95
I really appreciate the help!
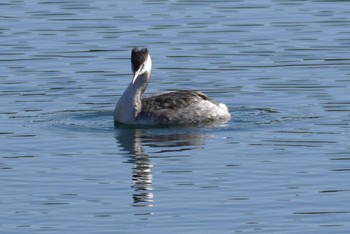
left=1, top=0, right=350, bottom=233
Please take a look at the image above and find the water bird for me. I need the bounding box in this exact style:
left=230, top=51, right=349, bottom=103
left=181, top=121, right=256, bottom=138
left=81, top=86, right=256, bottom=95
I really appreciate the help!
left=114, top=48, right=231, bottom=125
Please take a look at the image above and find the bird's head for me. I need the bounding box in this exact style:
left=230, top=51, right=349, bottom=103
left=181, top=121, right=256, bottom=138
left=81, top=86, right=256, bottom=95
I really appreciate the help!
left=131, top=48, right=152, bottom=84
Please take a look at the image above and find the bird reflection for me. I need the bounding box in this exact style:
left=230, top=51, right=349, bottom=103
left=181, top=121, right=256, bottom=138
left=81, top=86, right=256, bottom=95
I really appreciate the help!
left=115, top=126, right=208, bottom=208
left=116, top=128, right=208, bottom=207
left=116, top=128, right=154, bottom=207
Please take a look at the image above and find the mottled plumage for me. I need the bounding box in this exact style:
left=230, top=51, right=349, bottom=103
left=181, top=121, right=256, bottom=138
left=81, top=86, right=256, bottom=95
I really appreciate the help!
left=142, top=90, right=208, bottom=111
left=114, top=48, right=231, bottom=125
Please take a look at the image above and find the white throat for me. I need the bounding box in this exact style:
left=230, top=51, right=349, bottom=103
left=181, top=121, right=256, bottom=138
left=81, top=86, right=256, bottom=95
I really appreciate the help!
left=114, top=55, right=152, bottom=124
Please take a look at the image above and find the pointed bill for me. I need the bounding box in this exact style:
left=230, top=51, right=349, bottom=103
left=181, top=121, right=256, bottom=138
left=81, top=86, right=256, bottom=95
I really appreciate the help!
left=132, top=65, right=142, bottom=84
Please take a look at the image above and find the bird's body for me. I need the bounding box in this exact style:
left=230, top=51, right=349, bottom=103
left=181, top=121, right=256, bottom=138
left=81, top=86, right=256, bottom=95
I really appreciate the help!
left=114, top=48, right=231, bottom=125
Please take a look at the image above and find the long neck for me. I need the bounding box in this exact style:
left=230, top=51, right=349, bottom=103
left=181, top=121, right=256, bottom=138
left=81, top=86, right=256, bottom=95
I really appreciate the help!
left=114, top=72, right=150, bottom=124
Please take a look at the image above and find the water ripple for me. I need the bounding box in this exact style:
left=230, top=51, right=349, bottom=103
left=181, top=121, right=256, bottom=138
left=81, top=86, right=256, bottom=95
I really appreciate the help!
left=1, top=0, right=350, bottom=233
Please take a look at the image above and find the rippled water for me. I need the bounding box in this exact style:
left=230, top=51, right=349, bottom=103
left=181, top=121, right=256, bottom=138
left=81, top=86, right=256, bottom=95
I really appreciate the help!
left=1, top=0, right=350, bottom=233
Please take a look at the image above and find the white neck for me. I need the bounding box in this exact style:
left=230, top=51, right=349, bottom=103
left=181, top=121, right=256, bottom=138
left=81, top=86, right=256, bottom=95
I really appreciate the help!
left=114, top=72, right=150, bottom=124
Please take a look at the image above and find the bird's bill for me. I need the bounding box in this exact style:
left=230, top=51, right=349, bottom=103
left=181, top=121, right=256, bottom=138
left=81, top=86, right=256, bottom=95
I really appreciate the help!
left=132, top=66, right=142, bottom=84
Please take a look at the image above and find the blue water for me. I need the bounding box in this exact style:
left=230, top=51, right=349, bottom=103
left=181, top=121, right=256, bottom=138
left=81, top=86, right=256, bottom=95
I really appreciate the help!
left=1, top=0, right=350, bottom=233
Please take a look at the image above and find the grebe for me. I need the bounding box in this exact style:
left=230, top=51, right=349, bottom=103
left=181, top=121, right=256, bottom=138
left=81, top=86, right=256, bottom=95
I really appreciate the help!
left=114, top=48, right=231, bottom=125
